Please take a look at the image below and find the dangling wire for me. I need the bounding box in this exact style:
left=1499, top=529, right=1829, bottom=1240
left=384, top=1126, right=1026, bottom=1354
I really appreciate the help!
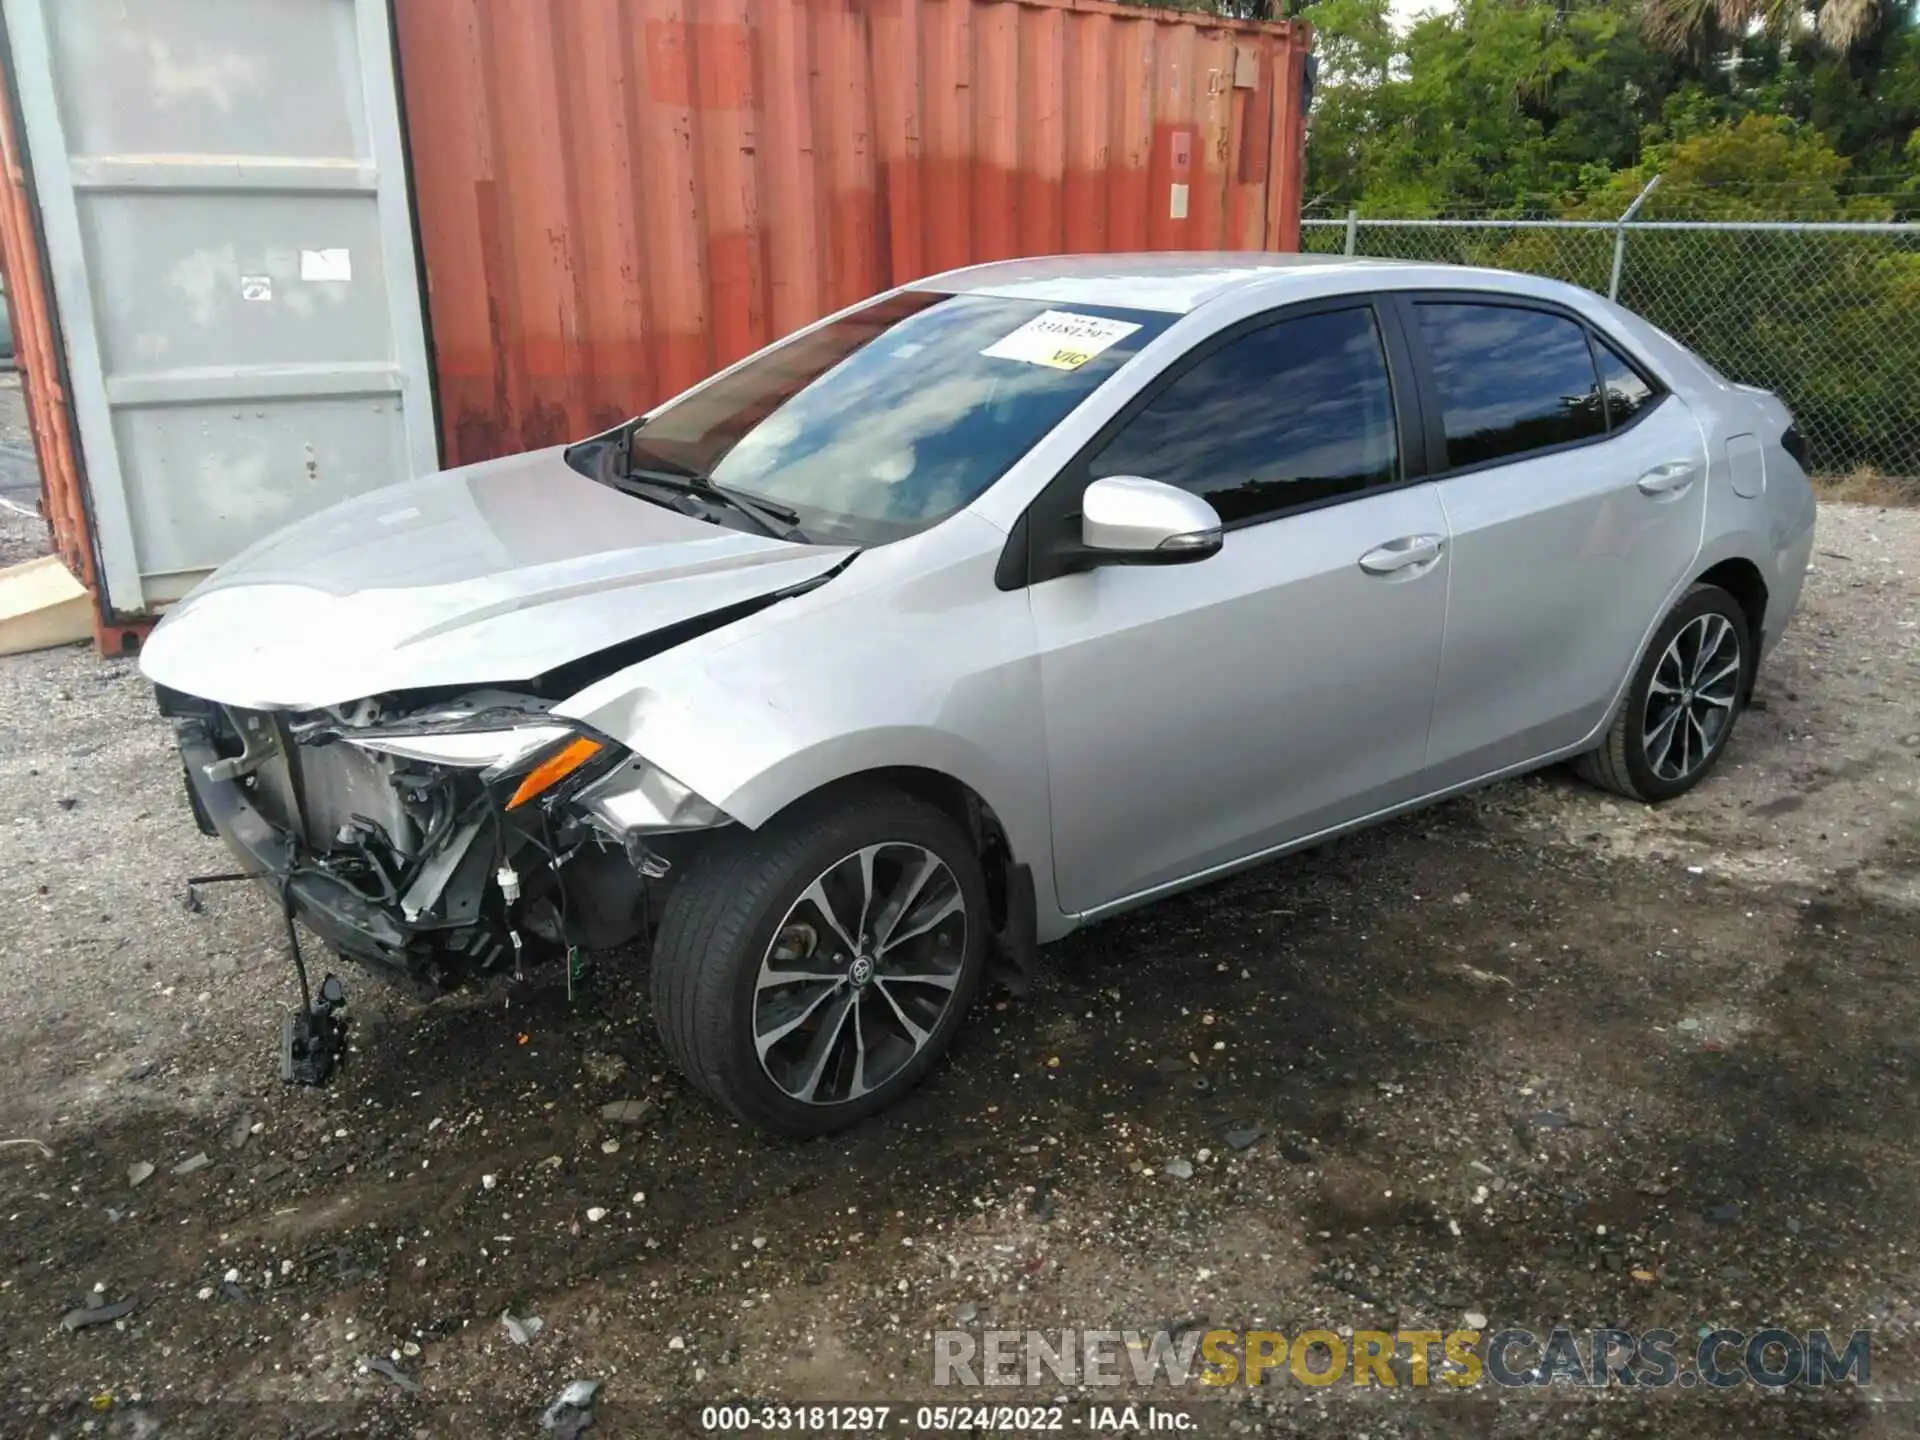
left=540, top=808, right=584, bottom=1001
left=279, top=863, right=314, bottom=1018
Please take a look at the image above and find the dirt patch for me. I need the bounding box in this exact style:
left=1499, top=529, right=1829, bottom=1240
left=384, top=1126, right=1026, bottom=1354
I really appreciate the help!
left=1, top=504, right=1916, bottom=1437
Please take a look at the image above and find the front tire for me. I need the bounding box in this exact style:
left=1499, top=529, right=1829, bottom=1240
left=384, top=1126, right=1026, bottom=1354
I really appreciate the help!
left=650, top=787, right=989, bottom=1136
left=1575, top=583, right=1752, bottom=802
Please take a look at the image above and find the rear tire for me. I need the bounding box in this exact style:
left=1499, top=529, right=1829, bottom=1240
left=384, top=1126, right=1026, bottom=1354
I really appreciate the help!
left=649, top=786, right=988, bottom=1136
left=1575, top=583, right=1751, bottom=803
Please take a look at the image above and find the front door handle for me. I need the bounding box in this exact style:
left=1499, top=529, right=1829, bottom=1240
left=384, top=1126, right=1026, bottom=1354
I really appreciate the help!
left=1358, top=534, right=1444, bottom=575
left=1637, top=461, right=1699, bottom=496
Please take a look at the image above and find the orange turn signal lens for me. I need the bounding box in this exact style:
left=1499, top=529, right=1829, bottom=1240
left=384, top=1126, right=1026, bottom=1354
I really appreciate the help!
left=505, top=736, right=605, bottom=810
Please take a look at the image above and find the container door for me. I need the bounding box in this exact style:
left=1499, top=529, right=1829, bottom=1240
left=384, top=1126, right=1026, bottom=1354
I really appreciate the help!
left=1, top=0, right=437, bottom=619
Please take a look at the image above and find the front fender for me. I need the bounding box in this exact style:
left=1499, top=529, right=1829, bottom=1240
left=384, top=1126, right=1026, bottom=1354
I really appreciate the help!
left=705, top=724, right=1037, bottom=845
left=552, top=520, right=1065, bottom=931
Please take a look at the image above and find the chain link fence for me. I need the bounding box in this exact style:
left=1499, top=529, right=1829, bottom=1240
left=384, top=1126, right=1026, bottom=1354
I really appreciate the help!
left=1301, top=205, right=1920, bottom=483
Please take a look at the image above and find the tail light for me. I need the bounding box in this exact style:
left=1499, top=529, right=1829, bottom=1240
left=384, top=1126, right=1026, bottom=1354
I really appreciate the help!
left=1781, top=425, right=1811, bottom=472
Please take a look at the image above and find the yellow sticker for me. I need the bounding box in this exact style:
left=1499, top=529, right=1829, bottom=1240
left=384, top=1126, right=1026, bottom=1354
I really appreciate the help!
left=981, top=310, right=1143, bottom=370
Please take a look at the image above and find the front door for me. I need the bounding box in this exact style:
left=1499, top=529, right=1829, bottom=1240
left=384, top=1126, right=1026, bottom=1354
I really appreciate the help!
left=1027, top=302, right=1450, bottom=916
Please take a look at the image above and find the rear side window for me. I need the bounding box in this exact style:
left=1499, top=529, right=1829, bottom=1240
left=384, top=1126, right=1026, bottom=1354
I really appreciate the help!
left=1415, top=303, right=1605, bottom=469
left=1595, top=339, right=1656, bottom=428
left=1088, top=306, right=1398, bottom=525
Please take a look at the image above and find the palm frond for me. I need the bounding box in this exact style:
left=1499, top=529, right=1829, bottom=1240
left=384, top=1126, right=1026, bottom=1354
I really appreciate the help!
left=1815, top=0, right=1880, bottom=47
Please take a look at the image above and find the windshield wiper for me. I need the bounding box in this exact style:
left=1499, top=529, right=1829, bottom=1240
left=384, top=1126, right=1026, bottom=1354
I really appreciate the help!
left=619, top=467, right=808, bottom=542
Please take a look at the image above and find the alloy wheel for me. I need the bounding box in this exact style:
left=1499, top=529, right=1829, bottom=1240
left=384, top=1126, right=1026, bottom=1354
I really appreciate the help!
left=1642, top=612, right=1742, bottom=782
left=753, top=843, right=968, bottom=1106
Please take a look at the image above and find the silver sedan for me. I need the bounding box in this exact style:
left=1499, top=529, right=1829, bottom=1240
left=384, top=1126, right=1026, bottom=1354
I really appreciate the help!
left=141, top=254, right=1816, bottom=1133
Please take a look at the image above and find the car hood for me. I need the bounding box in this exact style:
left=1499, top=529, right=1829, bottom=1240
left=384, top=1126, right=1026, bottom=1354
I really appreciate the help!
left=140, top=446, right=855, bottom=710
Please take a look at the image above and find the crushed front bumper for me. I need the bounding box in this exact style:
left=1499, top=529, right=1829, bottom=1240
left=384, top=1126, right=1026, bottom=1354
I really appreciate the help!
left=177, top=727, right=414, bottom=967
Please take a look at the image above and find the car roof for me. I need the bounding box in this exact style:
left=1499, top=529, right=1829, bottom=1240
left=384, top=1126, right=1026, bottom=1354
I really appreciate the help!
left=910, top=252, right=1559, bottom=315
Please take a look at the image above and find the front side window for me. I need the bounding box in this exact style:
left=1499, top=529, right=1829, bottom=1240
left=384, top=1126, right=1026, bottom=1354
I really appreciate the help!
left=1088, top=306, right=1400, bottom=526
left=582, top=292, right=1173, bottom=547
left=1415, top=303, right=1606, bottom=469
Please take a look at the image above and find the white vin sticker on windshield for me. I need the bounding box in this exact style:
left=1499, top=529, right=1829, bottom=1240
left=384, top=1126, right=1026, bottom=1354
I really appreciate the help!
left=981, top=310, right=1142, bottom=371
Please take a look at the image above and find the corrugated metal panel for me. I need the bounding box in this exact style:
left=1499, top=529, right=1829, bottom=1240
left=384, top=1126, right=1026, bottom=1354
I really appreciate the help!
left=0, top=33, right=93, bottom=602
left=397, top=0, right=1312, bottom=466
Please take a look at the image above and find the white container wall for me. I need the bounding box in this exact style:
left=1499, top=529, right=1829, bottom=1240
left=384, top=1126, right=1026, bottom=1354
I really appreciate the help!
left=1, top=0, right=437, bottom=621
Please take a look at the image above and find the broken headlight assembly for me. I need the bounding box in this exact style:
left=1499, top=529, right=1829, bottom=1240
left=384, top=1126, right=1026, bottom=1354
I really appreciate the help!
left=342, top=720, right=577, bottom=773
left=333, top=713, right=725, bottom=838
left=321, top=707, right=733, bottom=936
left=339, top=719, right=613, bottom=810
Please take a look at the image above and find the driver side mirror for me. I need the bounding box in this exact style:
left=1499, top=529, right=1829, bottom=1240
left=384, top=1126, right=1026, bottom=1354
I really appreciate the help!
left=1079, top=475, right=1223, bottom=564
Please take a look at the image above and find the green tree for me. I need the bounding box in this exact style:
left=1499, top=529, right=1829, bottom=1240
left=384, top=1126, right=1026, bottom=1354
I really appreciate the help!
left=1303, top=0, right=1682, bottom=214
left=1301, top=0, right=1918, bottom=215
left=1571, top=111, right=1889, bottom=217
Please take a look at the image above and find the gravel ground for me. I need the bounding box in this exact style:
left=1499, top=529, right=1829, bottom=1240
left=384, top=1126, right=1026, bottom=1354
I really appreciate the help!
left=0, top=504, right=48, bottom=570
left=0, top=373, right=49, bottom=569
left=1, top=504, right=1917, bottom=1438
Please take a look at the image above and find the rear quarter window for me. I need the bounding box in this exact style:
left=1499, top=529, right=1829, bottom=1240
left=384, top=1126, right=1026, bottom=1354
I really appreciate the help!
left=1595, top=339, right=1657, bottom=428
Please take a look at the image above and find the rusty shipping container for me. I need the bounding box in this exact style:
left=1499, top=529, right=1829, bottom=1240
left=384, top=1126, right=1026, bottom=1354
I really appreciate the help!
left=396, top=0, right=1311, bottom=467
left=0, top=34, right=92, bottom=602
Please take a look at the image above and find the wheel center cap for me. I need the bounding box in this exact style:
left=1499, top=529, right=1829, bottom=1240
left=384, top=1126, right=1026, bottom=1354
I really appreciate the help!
left=848, top=954, right=876, bottom=987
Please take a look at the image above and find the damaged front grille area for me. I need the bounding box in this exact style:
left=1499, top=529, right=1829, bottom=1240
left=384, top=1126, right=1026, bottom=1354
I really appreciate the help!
left=243, top=713, right=421, bottom=857
left=161, top=683, right=724, bottom=989
left=196, top=706, right=503, bottom=963
left=166, top=696, right=541, bottom=980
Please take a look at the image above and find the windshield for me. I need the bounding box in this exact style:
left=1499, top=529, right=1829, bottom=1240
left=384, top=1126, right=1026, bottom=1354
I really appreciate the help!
left=597, top=291, right=1174, bottom=546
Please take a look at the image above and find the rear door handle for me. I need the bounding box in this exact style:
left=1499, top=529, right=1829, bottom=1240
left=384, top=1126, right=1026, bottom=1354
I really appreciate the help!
left=1358, top=534, right=1444, bottom=575
left=1637, top=461, right=1699, bottom=496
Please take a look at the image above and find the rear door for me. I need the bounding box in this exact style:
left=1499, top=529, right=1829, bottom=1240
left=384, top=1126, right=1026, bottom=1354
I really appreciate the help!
left=1400, top=295, right=1708, bottom=788
left=1025, top=299, right=1452, bottom=916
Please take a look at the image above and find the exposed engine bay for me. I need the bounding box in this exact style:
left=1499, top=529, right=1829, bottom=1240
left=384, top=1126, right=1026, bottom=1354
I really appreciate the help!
left=158, top=684, right=729, bottom=990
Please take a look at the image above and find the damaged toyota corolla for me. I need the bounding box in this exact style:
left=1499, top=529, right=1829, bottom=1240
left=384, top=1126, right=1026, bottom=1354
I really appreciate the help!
left=142, top=255, right=1814, bottom=1135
